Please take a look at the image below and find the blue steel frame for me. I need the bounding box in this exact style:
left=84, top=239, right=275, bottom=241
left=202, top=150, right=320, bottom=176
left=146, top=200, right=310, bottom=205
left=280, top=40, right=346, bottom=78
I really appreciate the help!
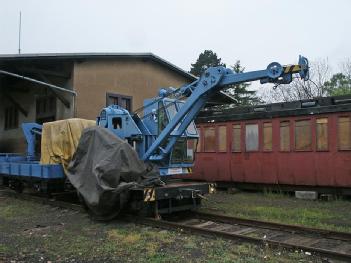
left=21, top=123, right=42, bottom=160
left=0, top=123, right=65, bottom=180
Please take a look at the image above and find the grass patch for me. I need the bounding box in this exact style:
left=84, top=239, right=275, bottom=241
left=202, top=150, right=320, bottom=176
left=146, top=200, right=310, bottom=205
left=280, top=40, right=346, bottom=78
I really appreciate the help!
left=202, top=191, right=351, bottom=232
left=107, top=229, right=141, bottom=244
left=0, top=199, right=41, bottom=219
left=0, top=244, right=10, bottom=254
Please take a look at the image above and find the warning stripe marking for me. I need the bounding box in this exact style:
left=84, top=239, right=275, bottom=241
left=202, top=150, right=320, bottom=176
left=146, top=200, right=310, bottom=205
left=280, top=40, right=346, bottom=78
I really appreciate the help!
left=144, top=188, right=155, bottom=202
left=284, top=65, right=301, bottom=74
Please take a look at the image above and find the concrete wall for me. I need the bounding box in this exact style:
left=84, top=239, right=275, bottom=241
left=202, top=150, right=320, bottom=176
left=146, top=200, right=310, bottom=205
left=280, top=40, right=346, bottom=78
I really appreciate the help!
left=0, top=79, right=74, bottom=153
left=73, top=58, right=190, bottom=120
left=0, top=89, right=35, bottom=153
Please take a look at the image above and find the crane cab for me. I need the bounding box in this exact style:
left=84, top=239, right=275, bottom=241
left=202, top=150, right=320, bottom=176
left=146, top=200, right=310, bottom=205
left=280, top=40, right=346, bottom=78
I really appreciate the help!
left=96, top=105, right=143, bottom=142
left=138, top=96, right=199, bottom=176
left=97, top=98, right=199, bottom=177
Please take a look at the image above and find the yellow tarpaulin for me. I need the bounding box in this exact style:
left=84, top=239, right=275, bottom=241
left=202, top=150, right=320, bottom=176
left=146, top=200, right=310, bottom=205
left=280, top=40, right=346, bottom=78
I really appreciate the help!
left=40, top=118, right=96, bottom=173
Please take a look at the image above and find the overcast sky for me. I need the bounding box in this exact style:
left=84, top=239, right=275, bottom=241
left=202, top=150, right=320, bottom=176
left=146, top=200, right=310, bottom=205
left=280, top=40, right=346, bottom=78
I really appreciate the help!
left=1, top=0, right=351, bottom=76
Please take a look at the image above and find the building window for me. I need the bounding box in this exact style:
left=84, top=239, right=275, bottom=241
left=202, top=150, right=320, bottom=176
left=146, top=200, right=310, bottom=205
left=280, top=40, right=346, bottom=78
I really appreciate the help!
left=338, top=116, right=351, bottom=150
left=232, top=124, right=241, bottom=152
left=218, top=126, right=227, bottom=152
left=316, top=118, right=328, bottom=151
left=106, top=93, right=132, bottom=112
left=245, top=124, right=258, bottom=151
left=121, top=97, right=131, bottom=112
left=4, top=106, right=18, bottom=130
left=204, top=127, right=216, bottom=152
left=36, top=96, right=56, bottom=124
left=196, top=128, right=201, bottom=152
left=295, top=120, right=312, bottom=151
left=280, top=121, right=290, bottom=151
left=263, top=122, right=273, bottom=151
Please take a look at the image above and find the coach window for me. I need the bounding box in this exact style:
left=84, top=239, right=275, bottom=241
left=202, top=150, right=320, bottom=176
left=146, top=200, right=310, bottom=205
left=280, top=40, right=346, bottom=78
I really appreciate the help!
left=218, top=126, right=227, bottom=152
left=316, top=118, right=328, bottom=151
left=196, top=128, right=202, bottom=152
left=280, top=121, right=290, bottom=151
left=338, top=116, right=351, bottom=150
left=295, top=120, right=312, bottom=151
left=232, top=124, right=241, bottom=152
left=245, top=124, right=259, bottom=151
left=204, top=127, right=216, bottom=152
left=263, top=122, right=273, bottom=151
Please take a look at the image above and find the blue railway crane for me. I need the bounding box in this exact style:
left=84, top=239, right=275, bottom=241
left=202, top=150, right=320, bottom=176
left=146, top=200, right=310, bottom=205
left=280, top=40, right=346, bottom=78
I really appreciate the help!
left=0, top=56, right=309, bottom=214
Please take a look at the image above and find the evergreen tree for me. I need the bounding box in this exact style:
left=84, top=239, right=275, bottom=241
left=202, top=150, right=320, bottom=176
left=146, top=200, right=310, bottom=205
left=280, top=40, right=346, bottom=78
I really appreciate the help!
left=190, top=51, right=260, bottom=106
left=190, top=50, right=225, bottom=77
left=224, top=61, right=261, bottom=105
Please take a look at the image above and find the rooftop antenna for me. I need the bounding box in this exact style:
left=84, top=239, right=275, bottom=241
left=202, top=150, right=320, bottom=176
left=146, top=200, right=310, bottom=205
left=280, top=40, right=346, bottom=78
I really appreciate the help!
left=18, top=11, right=22, bottom=54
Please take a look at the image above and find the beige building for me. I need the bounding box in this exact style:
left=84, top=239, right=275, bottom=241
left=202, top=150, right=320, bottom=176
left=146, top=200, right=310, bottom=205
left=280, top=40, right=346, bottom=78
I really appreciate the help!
left=0, top=53, right=232, bottom=153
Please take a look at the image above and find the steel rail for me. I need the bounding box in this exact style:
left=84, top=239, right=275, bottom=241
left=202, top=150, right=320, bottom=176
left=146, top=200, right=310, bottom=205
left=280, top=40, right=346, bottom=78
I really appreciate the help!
left=0, top=189, right=84, bottom=212
left=128, top=214, right=351, bottom=262
left=192, top=211, right=351, bottom=242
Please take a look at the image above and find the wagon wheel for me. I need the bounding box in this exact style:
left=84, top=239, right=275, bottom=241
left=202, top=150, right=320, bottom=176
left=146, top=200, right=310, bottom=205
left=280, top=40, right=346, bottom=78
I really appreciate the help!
left=76, top=191, right=122, bottom=221
left=10, top=180, right=24, bottom=193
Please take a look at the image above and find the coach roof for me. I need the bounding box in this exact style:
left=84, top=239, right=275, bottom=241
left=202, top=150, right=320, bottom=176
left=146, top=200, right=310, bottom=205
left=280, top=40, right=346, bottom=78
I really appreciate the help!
left=197, top=95, right=351, bottom=123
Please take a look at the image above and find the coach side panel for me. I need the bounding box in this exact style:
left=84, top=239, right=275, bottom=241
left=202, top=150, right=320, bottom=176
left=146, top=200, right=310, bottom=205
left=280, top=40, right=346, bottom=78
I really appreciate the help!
left=193, top=112, right=351, bottom=188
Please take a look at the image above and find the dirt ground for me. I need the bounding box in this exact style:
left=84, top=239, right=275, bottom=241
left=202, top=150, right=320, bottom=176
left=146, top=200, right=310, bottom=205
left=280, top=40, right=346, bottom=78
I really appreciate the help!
left=0, top=192, right=340, bottom=263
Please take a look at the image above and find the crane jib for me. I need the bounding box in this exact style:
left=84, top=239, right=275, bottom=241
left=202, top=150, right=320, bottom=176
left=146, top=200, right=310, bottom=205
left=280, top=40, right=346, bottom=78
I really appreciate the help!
left=143, top=56, right=309, bottom=162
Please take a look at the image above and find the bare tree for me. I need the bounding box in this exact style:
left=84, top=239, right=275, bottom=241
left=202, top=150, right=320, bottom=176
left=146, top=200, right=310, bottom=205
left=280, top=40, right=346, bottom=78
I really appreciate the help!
left=259, top=58, right=331, bottom=103
left=340, top=58, right=351, bottom=79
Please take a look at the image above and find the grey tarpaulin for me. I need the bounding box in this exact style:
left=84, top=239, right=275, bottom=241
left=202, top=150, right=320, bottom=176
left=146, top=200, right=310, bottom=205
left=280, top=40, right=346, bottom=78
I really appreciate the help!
left=66, top=126, right=162, bottom=220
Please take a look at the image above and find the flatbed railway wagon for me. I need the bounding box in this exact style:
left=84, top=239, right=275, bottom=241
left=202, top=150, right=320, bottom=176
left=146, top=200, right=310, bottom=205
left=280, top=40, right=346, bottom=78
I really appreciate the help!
left=191, top=95, right=351, bottom=195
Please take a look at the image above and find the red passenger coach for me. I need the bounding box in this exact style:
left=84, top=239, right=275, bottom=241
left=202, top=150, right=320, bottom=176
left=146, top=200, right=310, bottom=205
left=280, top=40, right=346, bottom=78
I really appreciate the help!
left=191, top=95, right=351, bottom=195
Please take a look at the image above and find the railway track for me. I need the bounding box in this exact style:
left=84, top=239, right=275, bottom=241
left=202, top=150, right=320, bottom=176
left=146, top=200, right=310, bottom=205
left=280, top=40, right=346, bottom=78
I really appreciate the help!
left=130, top=213, right=351, bottom=261
left=1, top=189, right=351, bottom=261
left=0, top=188, right=84, bottom=212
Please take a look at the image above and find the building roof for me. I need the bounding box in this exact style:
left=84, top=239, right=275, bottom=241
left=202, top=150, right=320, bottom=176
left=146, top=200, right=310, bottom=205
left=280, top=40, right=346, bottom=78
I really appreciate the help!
left=0, top=52, right=236, bottom=105
left=0, top=52, right=197, bottom=81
